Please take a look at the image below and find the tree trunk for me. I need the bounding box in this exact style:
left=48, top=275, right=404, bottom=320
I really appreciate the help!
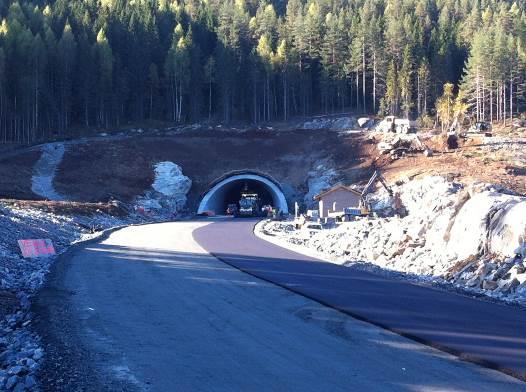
left=373, top=51, right=377, bottom=114
left=482, top=78, right=485, bottom=121
left=267, top=74, right=270, bottom=122
left=362, top=41, right=366, bottom=113
left=503, top=82, right=506, bottom=126
left=283, top=73, right=287, bottom=121
left=510, top=78, right=513, bottom=122
left=253, top=75, right=257, bottom=124
left=416, top=72, right=420, bottom=116
left=85, top=102, right=89, bottom=128
left=476, top=69, right=480, bottom=121
left=150, top=86, right=154, bottom=119
left=35, top=69, right=39, bottom=142
left=209, top=80, right=213, bottom=122
left=355, top=71, right=359, bottom=111
left=490, top=88, right=493, bottom=122
left=423, top=86, right=427, bottom=115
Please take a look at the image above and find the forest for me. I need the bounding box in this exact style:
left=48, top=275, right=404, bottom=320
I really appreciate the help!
left=1, top=0, right=526, bottom=142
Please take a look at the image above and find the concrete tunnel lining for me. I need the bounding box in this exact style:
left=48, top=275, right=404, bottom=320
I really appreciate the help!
left=197, top=174, right=289, bottom=215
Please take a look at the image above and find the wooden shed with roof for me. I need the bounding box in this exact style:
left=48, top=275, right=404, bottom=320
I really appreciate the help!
left=314, top=184, right=362, bottom=218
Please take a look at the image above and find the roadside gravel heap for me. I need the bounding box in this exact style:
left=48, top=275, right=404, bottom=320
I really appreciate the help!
left=0, top=203, right=143, bottom=391
left=261, top=176, right=526, bottom=303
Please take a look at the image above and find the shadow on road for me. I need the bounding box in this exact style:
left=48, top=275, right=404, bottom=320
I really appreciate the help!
left=84, top=239, right=526, bottom=383
left=36, top=233, right=526, bottom=391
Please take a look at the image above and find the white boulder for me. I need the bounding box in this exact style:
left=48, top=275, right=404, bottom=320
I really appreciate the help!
left=136, top=162, right=192, bottom=215
left=448, top=192, right=526, bottom=259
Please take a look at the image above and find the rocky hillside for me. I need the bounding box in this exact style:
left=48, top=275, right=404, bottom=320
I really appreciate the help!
left=260, top=176, right=526, bottom=303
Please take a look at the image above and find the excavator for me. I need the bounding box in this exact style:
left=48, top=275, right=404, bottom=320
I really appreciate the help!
left=346, top=170, right=397, bottom=217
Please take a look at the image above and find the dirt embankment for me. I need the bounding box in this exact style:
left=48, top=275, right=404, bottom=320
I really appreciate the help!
left=0, top=149, right=41, bottom=200
left=368, top=128, right=526, bottom=195
left=1, top=121, right=523, bottom=209
left=53, top=129, right=362, bottom=209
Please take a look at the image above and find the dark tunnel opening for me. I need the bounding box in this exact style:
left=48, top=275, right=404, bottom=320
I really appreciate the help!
left=222, top=180, right=274, bottom=213
left=198, top=174, right=289, bottom=215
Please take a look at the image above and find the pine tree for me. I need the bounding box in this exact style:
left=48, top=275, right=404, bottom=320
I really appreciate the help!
left=460, top=28, right=492, bottom=122
left=204, top=55, right=216, bottom=122
left=304, top=1, right=322, bottom=60
left=76, top=31, right=94, bottom=128
left=57, top=22, right=77, bottom=132
left=95, top=28, right=113, bottom=127
left=399, top=46, right=413, bottom=118
left=256, top=33, right=273, bottom=121
left=384, top=60, right=399, bottom=115
left=321, top=11, right=346, bottom=113
left=273, top=39, right=290, bottom=120
left=147, top=63, right=159, bottom=119
left=0, top=0, right=524, bottom=140
left=436, top=82, right=455, bottom=131
left=31, top=34, right=46, bottom=140
left=417, top=60, right=430, bottom=116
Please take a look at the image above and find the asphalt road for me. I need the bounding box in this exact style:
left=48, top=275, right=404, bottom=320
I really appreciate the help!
left=193, top=218, right=526, bottom=382
left=35, top=221, right=524, bottom=391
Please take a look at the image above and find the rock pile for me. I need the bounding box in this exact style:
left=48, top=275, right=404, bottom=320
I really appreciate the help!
left=375, top=133, right=426, bottom=159
left=301, top=116, right=358, bottom=131
left=0, top=294, right=42, bottom=391
left=0, top=203, right=138, bottom=390
left=449, top=253, right=526, bottom=301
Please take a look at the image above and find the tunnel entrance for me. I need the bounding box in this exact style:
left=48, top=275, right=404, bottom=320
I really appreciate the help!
left=197, top=172, right=289, bottom=215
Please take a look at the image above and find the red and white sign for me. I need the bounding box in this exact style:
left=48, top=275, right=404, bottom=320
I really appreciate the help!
left=18, top=239, right=56, bottom=258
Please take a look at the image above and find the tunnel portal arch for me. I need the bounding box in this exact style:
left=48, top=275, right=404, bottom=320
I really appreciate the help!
left=197, top=171, right=289, bottom=215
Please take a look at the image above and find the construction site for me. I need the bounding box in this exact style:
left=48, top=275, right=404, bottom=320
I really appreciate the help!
left=0, top=115, right=525, bottom=390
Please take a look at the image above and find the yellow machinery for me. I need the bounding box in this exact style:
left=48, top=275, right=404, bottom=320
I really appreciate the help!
left=358, top=170, right=393, bottom=216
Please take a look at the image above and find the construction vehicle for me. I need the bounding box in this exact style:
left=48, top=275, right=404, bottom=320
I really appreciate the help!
left=346, top=170, right=394, bottom=217
left=464, top=121, right=493, bottom=137
left=238, top=183, right=262, bottom=217
left=377, top=116, right=416, bottom=134
left=226, top=203, right=238, bottom=216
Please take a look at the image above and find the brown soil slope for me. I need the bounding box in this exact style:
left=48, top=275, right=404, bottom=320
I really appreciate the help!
left=54, top=130, right=364, bottom=209
left=3, top=125, right=522, bottom=210
left=0, top=149, right=41, bottom=200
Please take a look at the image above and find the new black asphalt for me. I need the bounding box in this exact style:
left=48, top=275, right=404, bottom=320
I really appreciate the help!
left=193, top=219, right=526, bottom=382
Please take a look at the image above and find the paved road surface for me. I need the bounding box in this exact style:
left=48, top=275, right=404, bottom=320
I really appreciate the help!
left=36, top=221, right=524, bottom=391
left=193, top=218, right=526, bottom=382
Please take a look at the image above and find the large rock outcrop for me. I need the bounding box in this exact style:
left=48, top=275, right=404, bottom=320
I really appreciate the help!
left=136, top=162, right=192, bottom=216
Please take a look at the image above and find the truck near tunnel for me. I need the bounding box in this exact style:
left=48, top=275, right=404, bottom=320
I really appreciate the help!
left=238, top=187, right=262, bottom=217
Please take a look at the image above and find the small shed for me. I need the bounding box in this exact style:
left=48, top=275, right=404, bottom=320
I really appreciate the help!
left=314, top=184, right=362, bottom=218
